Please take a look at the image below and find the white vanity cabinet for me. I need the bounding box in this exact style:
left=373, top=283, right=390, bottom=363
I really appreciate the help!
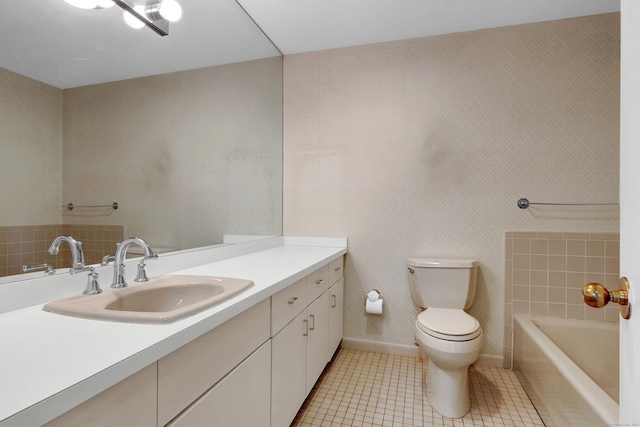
left=271, top=256, right=344, bottom=427
left=36, top=253, right=345, bottom=427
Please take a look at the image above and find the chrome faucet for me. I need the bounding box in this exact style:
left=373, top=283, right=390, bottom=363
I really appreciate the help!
left=48, top=236, right=87, bottom=273
left=111, top=237, right=158, bottom=288
left=48, top=236, right=101, bottom=295
left=22, top=263, right=55, bottom=276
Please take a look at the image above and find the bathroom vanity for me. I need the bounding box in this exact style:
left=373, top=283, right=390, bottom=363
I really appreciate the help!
left=0, top=236, right=347, bottom=427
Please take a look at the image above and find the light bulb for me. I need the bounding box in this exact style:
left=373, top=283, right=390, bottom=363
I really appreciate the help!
left=62, top=0, right=113, bottom=9
left=159, top=0, right=182, bottom=22
left=63, top=0, right=99, bottom=9
left=123, top=5, right=146, bottom=29
left=96, top=0, right=114, bottom=8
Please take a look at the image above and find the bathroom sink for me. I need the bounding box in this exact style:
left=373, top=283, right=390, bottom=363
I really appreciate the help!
left=43, top=275, right=254, bottom=324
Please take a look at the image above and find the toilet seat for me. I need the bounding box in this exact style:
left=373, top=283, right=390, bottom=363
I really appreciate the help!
left=417, top=308, right=481, bottom=341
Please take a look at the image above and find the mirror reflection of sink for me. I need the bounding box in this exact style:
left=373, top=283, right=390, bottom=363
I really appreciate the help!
left=43, top=275, right=254, bottom=324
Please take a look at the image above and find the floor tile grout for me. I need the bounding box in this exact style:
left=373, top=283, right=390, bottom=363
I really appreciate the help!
left=291, top=348, right=545, bottom=427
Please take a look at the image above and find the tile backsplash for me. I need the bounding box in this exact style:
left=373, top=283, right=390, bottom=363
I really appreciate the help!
left=0, top=224, right=124, bottom=277
left=504, top=231, right=619, bottom=366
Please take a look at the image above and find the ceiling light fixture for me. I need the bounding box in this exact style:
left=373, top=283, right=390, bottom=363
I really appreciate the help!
left=114, top=0, right=182, bottom=36
left=63, top=0, right=114, bottom=9
left=62, top=0, right=181, bottom=36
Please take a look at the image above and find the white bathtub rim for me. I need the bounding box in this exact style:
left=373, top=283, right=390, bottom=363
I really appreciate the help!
left=513, top=315, right=618, bottom=425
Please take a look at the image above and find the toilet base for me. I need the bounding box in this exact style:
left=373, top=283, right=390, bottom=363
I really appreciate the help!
left=425, top=358, right=471, bottom=418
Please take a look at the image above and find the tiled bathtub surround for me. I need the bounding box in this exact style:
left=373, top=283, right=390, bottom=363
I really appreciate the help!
left=0, top=225, right=124, bottom=277
left=504, top=231, right=620, bottom=366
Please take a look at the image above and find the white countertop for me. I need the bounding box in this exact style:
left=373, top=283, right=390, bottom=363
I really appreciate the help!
left=0, top=237, right=347, bottom=426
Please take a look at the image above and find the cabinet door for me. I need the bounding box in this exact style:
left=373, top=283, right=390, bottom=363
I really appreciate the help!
left=271, top=310, right=308, bottom=427
left=306, top=290, right=329, bottom=394
left=44, top=363, right=157, bottom=427
left=168, top=342, right=271, bottom=427
left=328, top=278, right=344, bottom=357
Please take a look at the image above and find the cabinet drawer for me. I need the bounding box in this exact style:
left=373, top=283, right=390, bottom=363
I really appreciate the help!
left=271, top=277, right=307, bottom=336
left=306, top=265, right=329, bottom=302
left=168, top=341, right=271, bottom=427
left=328, top=256, right=344, bottom=285
left=157, top=299, right=270, bottom=426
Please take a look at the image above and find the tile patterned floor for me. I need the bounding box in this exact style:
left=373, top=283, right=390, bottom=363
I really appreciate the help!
left=292, top=349, right=545, bottom=427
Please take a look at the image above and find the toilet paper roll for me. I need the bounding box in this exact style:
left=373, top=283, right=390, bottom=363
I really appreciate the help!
left=366, top=298, right=384, bottom=315
left=367, top=290, right=380, bottom=302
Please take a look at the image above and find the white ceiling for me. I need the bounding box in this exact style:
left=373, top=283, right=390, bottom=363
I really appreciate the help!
left=238, top=0, right=621, bottom=54
left=0, top=0, right=620, bottom=89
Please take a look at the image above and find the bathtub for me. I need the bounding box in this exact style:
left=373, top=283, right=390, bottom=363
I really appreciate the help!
left=513, top=315, right=618, bottom=427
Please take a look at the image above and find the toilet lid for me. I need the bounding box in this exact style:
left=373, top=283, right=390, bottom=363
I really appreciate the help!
left=417, top=308, right=481, bottom=341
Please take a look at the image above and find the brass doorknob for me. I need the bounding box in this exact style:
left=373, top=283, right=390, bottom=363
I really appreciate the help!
left=582, top=277, right=631, bottom=319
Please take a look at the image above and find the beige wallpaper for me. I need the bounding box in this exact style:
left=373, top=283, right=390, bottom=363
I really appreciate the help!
left=62, top=57, right=283, bottom=251
left=283, top=13, right=620, bottom=357
left=0, top=68, right=63, bottom=226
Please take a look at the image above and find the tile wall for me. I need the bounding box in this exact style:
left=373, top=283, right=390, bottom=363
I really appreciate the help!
left=0, top=224, right=124, bottom=277
left=503, top=231, right=620, bottom=366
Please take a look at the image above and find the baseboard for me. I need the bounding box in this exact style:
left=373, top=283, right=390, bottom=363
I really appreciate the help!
left=341, top=337, right=420, bottom=357
left=341, top=337, right=504, bottom=368
left=476, top=354, right=503, bottom=367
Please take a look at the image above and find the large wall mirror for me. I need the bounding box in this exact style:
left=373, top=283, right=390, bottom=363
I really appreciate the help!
left=0, top=0, right=283, bottom=280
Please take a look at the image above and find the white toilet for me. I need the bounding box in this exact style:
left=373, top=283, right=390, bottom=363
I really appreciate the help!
left=406, top=258, right=483, bottom=419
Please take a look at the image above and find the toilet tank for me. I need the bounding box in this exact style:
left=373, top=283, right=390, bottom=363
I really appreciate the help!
left=406, top=258, right=479, bottom=310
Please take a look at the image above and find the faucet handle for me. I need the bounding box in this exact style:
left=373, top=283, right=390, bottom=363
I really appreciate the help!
left=22, top=263, right=56, bottom=276
left=101, top=255, right=116, bottom=266
left=82, top=268, right=102, bottom=295
left=134, top=256, right=157, bottom=282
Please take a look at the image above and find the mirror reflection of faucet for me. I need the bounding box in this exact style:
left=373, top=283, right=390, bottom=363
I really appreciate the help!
left=48, top=236, right=87, bottom=273
left=48, top=235, right=101, bottom=295
left=22, top=263, right=56, bottom=276
left=101, top=254, right=116, bottom=266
